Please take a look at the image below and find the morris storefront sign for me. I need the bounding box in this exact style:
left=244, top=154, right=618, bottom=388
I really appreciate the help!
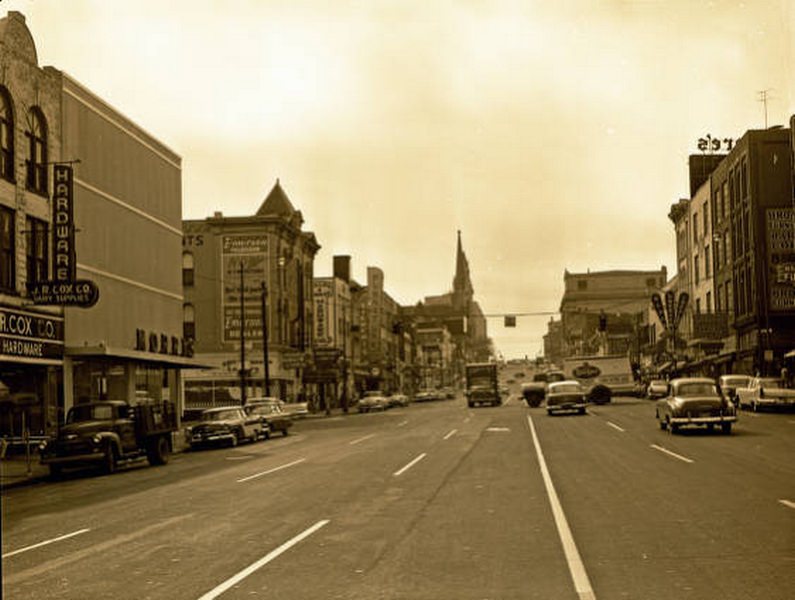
left=0, top=306, right=64, bottom=362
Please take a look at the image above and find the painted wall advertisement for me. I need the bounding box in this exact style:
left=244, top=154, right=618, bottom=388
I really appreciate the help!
left=222, top=234, right=268, bottom=342
left=766, top=208, right=795, bottom=311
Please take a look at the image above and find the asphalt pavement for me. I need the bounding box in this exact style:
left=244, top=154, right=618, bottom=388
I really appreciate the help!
left=2, top=394, right=794, bottom=599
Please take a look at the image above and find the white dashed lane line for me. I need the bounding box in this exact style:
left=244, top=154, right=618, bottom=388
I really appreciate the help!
left=349, top=433, right=376, bottom=445
left=3, top=528, right=91, bottom=559
left=650, top=444, right=694, bottom=464
left=443, top=429, right=457, bottom=440
left=606, top=421, right=625, bottom=432
left=236, top=458, right=306, bottom=483
left=779, top=500, right=795, bottom=510
left=393, top=453, right=427, bottom=477
left=196, top=520, right=330, bottom=600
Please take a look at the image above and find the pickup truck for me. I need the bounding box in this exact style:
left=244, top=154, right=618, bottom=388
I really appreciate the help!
left=39, top=400, right=176, bottom=477
left=735, top=377, right=795, bottom=412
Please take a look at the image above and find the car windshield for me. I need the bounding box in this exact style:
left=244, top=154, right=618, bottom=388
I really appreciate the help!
left=203, top=409, right=240, bottom=421
left=677, top=382, right=717, bottom=396
left=249, top=404, right=279, bottom=414
left=722, top=376, right=749, bottom=385
left=67, top=404, right=114, bottom=423
left=758, top=378, right=782, bottom=387
left=547, top=372, right=565, bottom=383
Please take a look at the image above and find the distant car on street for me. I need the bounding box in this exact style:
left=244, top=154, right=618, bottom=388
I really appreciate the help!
left=188, top=407, right=263, bottom=448
left=656, top=377, right=736, bottom=434
left=735, top=376, right=795, bottom=412
left=387, top=393, right=411, bottom=408
left=646, top=379, right=668, bottom=400
left=358, top=391, right=388, bottom=412
left=244, top=398, right=293, bottom=437
left=546, top=380, right=587, bottom=415
left=717, top=375, right=751, bottom=407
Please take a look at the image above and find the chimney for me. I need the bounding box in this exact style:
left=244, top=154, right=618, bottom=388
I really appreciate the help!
left=333, top=255, right=351, bottom=282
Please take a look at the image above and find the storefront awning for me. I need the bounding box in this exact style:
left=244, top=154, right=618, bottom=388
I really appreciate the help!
left=65, top=345, right=213, bottom=369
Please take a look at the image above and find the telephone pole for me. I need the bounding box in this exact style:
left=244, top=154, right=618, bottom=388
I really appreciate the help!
left=239, top=261, right=247, bottom=405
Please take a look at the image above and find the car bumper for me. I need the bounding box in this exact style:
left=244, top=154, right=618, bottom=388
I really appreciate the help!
left=669, top=415, right=737, bottom=425
left=41, top=451, right=105, bottom=466
left=755, top=398, right=795, bottom=407
left=548, top=402, right=586, bottom=412
left=189, top=433, right=234, bottom=446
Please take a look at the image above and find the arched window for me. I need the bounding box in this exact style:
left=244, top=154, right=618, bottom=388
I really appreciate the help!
left=182, top=252, right=194, bottom=286
left=183, top=303, right=195, bottom=340
left=25, top=107, right=48, bottom=195
left=0, top=87, right=15, bottom=182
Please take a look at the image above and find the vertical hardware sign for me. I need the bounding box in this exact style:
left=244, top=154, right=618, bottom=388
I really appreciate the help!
left=53, top=165, right=76, bottom=282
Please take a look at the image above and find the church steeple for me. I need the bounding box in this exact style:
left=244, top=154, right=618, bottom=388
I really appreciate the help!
left=452, top=230, right=474, bottom=308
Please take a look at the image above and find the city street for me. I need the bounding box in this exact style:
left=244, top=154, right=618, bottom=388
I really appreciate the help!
left=3, top=393, right=794, bottom=600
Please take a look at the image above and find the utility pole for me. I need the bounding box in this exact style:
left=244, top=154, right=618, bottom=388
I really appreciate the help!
left=757, top=89, right=771, bottom=129
left=261, top=281, right=270, bottom=396
left=239, top=261, right=247, bottom=405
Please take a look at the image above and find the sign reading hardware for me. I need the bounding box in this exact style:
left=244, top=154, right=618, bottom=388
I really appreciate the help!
left=0, top=306, right=64, bottom=360
left=28, top=164, right=100, bottom=308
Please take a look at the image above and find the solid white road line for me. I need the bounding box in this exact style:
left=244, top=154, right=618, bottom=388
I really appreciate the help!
left=349, top=433, right=376, bottom=445
left=606, top=421, right=625, bottom=432
left=443, top=429, right=458, bottom=440
left=2, top=528, right=91, bottom=559
left=393, top=453, right=427, bottom=477
left=527, top=416, right=596, bottom=600
left=236, top=458, right=306, bottom=483
left=397, top=420, right=409, bottom=427
left=197, top=520, right=330, bottom=600
left=778, top=499, right=795, bottom=510
left=650, top=444, right=694, bottom=464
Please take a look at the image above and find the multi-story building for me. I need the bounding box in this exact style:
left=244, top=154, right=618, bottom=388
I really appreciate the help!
left=181, top=180, right=319, bottom=408
left=1, top=12, right=195, bottom=442
left=710, top=127, right=794, bottom=375
left=542, top=318, right=564, bottom=367
left=559, top=267, right=668, bottom=358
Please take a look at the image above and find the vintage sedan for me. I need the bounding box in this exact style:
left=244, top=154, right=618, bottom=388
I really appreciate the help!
left=188, top=407, right=263, bottom=448
left=646, top=379, right=669, bottom=400
left=358, top=391, right=389, bottom=412
left=546, top=380, right=587, bottom=415
left=656, top=377, right=736, bottom=434
left=244, top=398, right=293, bottom=437
left=718, top=374, right=751, bottom=407
left=387, top=393, right=411, bottom=408
left=735, top=376, right=795, bottom=412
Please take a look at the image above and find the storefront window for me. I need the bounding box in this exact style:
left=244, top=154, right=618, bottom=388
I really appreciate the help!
left=72, top=359, right=128, bottom=403
left=135, top=365, right=168, bottom=403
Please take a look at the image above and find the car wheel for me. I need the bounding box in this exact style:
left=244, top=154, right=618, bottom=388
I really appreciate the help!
left=578, top=407, right=586, bottom=415
left=229, top=431, right=239, bottom=447
left=752, top=401, right=758, bottom=413
left=48, top=464, right=62, bottom=479
left=147, top=436, right=170, bottom=466
left=103, top=444, right=117, bottom=474
left=669, top=421, right=679, bottom=434
left=659, top=417, right=667, bottom=430
left=721, top=423, right=732, bottom=435
left=282, top=428, right=289, bottom=437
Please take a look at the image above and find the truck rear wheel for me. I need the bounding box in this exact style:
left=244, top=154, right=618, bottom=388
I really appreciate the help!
left=147, top=436, right=170, bottom=465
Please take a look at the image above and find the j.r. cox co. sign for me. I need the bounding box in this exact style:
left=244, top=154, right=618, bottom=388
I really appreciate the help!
left=0, top=307, right=64, bottom=360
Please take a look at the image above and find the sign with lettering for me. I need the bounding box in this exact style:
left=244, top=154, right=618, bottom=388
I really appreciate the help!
left=53, top=165, right=76, bottom=282
left=650, top=293, right=668, bottom=330
left=664, top=291, right=676, bottom=330
left=221, top=234, right=268, bottom=342
left=135, top=328, right=194, bottom=358
left=0, top=306, right=63, bottom=361
left=313, top=280, right=333, bottom=347
left=766, top=208, right=795, bottom=312
left=696, top=135, right=734, bottom=153
left=28, top=279, right=99, bottom=308
left=673, top=292, right=689, bottom=330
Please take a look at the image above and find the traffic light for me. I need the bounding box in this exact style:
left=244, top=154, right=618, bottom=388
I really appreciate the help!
left=504, top=315, right=516, bottom=327
left=598, top=312, right=607, bottom=332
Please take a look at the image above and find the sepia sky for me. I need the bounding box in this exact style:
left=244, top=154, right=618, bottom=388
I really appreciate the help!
left=8, top=0, right=794, bottom=359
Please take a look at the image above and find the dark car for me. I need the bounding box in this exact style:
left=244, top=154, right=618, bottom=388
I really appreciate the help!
left=546, top=380, right=587, bottom=415
left=244, top=398, right=293, bottom=437
left=188, top=407, right=263, bottom=448
left=656, top=377, right=736, bottom=434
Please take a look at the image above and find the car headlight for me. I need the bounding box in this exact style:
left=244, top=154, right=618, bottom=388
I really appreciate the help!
left=92, top=434, right=102, bottom=444
left=38, top=440, right=48, bottom=451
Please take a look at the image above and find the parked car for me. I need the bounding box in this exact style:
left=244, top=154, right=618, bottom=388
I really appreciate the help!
left=188, top=407, right=263, bottom=448
left=414, top=389, right=442, bottom=402
left=546, top=380, right=587, bottom=415
left=717, top=374, right=751, bottom=407
left=646, top=379, right=668, bottom=400
left=387, top=394, right=410, bottom=408
left=244, top=398, right=293, bottom=437
left=358, top=391, right=388, bottom=412
left=282, top=401, right=309, bottom=419
left=656, top=377, right=736, bottom=434
left=735, top=376, right=795, bottom=412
